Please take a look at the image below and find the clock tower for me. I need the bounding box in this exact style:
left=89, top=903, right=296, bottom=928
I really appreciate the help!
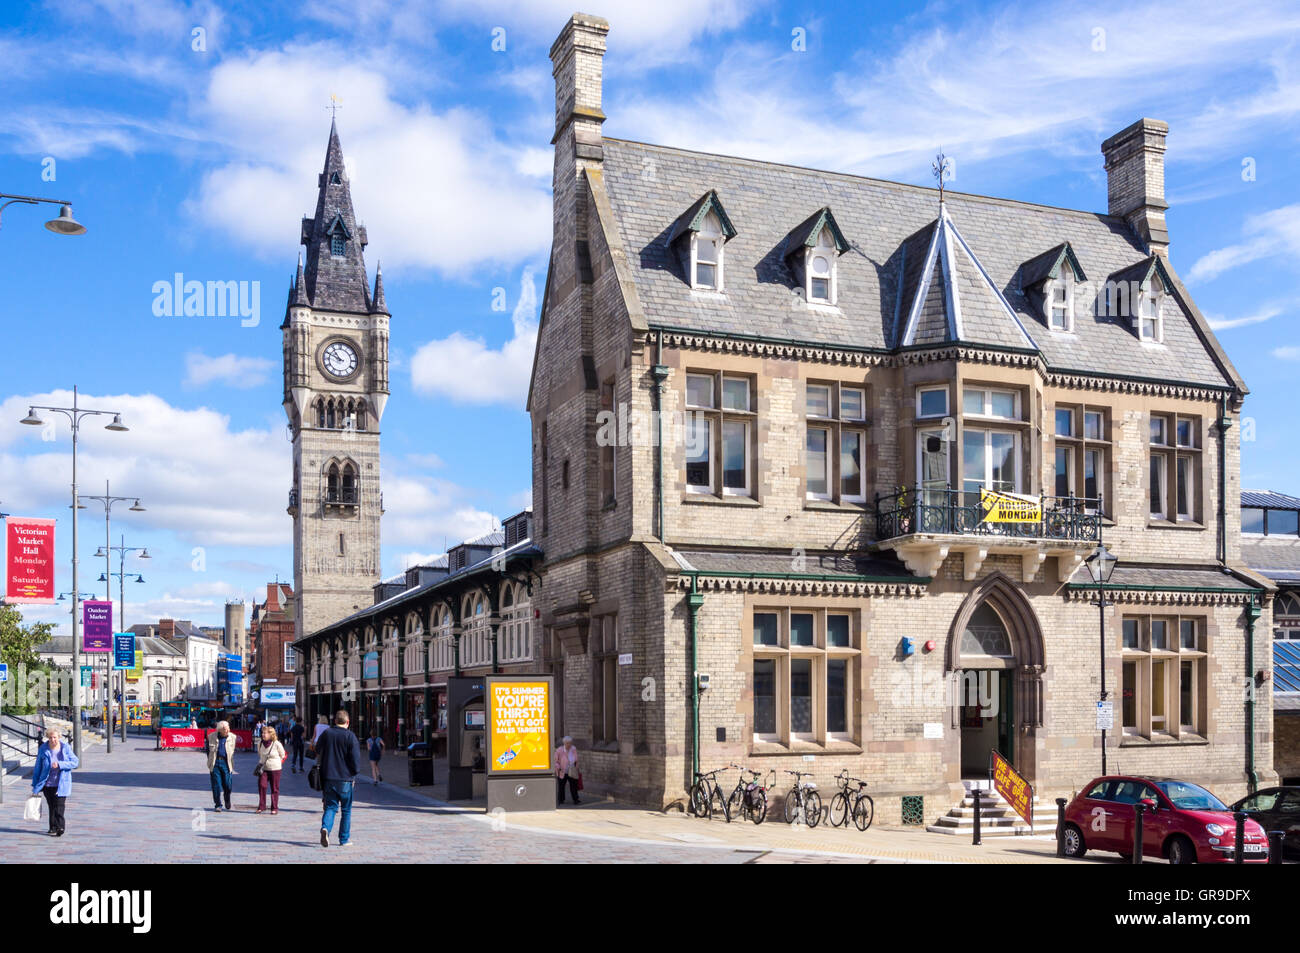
left=283, top=119, right=387, bottom=647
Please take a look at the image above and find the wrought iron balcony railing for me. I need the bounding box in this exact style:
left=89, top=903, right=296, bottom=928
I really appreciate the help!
left=326, top=489, right=359, bottom=505
left=875, top=487, right=1102, bottom=543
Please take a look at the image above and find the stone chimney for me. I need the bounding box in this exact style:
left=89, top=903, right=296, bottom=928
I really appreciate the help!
left=1101, top=118, right=1170, bottom=256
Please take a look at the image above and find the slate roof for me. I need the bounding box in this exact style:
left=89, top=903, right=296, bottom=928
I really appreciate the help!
left=1242, top=538, right=1300, bottom=584
left=299, top=120, right=375, bottom=314
left=601, top=138, right=1237, bottom=390
left=1067, top=564, right=1264, bottom=591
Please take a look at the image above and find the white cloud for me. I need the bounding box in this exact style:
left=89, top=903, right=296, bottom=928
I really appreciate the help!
left=184, top=351, right=276, bottom=389
left=1187, top=204, right=1300, bottom=284
left=409, top=266, right=538, bottom=406
left=1274, top=347, right=1300, bottom=360
left=187, top=47, right=551, bottom=274
left=1206, top=305, right=1286, bottom=331
left=380, top=469, right=497, bottom=548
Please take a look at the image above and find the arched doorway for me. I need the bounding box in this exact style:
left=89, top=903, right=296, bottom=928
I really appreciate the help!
left=946, top=573, right=1045, bottom=780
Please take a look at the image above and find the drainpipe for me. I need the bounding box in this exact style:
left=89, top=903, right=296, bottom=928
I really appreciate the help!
left=686, top=573, right=704, bottom=784
left=1246, top=597, right=1261, bottom=794
left=652, top=331, right=669, bottom=543
left=1218, top=397, right=1231, bottom=566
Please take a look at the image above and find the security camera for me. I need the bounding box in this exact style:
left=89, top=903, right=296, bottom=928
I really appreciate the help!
left=697, top=672, right=711, bottom=691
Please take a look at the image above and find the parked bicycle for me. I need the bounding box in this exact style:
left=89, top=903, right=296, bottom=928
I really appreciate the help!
left=828, top=770, right=875, bottom=830
left=783, top=770, right=823, bottom=827
left=726, top=765, right=772, bottom=824
left=689, top=766, right=731, bottom=821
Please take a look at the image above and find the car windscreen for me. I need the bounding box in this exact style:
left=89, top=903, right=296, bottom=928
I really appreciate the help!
left=1155, top=780, right=1227, bottom=811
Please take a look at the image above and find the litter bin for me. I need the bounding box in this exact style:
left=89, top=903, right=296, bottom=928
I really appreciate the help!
left=408, top=742, right=434, bottom=786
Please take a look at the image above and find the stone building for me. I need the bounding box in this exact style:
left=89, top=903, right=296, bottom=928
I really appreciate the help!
left=1241, top=490, right=1300, bottom=783
left=525, top=13, right=1276, bottom=817
left=284, top=120, right=387, bottom=648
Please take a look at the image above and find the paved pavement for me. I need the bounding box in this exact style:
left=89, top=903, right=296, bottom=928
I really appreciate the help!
left=0, top=735, right=1130, bottom=864
left=0, top=736, right=750, bottom=864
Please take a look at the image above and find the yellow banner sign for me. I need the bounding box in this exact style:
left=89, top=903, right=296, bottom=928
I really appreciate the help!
left=980, top=489, right=1041, bottom=523
left=991, top=750, right=1034, bottom=828
left=487, top=680, right=551, bottom=773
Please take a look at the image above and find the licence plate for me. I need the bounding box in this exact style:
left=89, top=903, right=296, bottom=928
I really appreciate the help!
left=1244, top=843, right=1265, bottom=853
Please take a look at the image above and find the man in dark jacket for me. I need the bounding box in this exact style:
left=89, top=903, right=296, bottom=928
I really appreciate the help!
left=317, top=709, right=362, bottom=847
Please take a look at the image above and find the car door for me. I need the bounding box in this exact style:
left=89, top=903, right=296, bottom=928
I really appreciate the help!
left=1276, top=791, right=1300, bottom=858
left=1105, top=779, right=1143, bottom=855
left=1137, top=783, right=1172, bottom=860
left=1234, top=788, right=1282, bottom=835
left=1079, top=780, right=1121, bottom=851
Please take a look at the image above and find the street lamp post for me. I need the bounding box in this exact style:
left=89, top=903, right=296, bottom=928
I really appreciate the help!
left=57, top=591, right=96, bottom=734
left=21, top=388, right=129, bottom=758
left=1084, top=542, right=1119, bottom=776
left=96, top=532, right=149, bottom=748
left=82, top=482, right=146, bottom=754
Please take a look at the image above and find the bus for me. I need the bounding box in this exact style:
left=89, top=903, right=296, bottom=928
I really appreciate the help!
left=152, top=702, right=192, bottom=732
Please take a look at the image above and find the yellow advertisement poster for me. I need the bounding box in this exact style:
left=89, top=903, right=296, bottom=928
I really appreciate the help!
left=488, top=680, right=551, bottom=772
left=980, top=488, right=1042, bottom=523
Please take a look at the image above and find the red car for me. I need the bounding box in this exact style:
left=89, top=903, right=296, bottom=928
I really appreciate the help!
left=1061, top=775, right=1269, bottom=864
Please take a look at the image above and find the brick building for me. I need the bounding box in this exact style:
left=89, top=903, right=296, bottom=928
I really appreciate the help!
left=249, top=582, right=297, bottom=719
left=524, top=13, right=1277, bottom=817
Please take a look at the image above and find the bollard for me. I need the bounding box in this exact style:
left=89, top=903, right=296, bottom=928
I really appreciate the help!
left=1233, top=811, right=1247, bottom=865
left=1269, top=830, right=1283, bottom=864
left=972, top=787, right=982, bottom=846
left=1132, top=803, right=1144, bottom=864
left=1056, top=797, right=1067, bottom=857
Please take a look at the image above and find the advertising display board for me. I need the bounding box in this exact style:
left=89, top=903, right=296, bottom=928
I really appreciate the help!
left=991, top=749, right=1034, bottom=828
left=82, top=600, right=113, bottom=652
left=486, top=678, right=552, bottom=773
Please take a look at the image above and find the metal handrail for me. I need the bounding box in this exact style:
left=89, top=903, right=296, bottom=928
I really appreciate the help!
left=874, top=487, right=1102, bottom=542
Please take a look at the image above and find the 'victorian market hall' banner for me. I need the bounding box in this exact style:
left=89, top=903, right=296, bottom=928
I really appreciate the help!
left=4, top=517, right=56, bottom=604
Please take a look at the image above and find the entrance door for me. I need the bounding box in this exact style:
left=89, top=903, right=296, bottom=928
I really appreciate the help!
left=958, top=669, right=1014, bottom=776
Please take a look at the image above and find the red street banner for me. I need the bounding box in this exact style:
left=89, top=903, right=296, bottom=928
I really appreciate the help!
left=991, top=750, right=1034, bottom=829
left=160, top=728, right=205, bottom=749
left=4, top=517, right=56, bottom=604
left=205, top=729, right=253, bottom=751
left=82, top=599, right=113, bottom=653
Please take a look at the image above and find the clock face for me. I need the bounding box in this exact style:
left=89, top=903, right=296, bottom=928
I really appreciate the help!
left=322, top=341, right=359, bottom=379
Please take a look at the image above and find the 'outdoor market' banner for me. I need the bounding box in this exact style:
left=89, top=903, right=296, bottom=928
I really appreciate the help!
left=82, top=599, right=113, bottom=652
left=4, top=517, right=56, bottom=604
left=980, top=489, right=1042, bottom=523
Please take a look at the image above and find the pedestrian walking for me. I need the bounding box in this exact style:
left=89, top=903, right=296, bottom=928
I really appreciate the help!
left=31, top=727, right=79, bottom=836
left=310, top=714, right=328, bottom=756
left=289, top=717, right=306, bottom=773
left=366, top=727, right=385, bottom=785
left=316, top=709, right=361, bottom=847
left=255, top=725, right=286, bottom=814
left=554, top=735, right=581, bottom=805
left=207, top=720, right=237, bottom=812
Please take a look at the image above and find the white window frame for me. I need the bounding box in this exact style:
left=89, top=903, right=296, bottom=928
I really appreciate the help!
left=1054, top=444, right=1075, bottom=497
left=691, top=212, right=724, bottom=292
left=962, top=428, right=1021, bottom=496
left=916, top=385, right=949, bottom=419
left=1048, top=273, right=1074, bottom=331
left=805, top=228, right=837, bottom=305
left=685, top=371, right=754, bottom=497
left=806, top=425, right=831, bottom=501
left=283, top=645, right=296, bottom=672
left=721, top=418, right=751, bottom=497
left=963, top=386, right=1019, bottom=420
left=805, top=381, right=869, bottom=503
left=1137, top=284, right=1164, bottom=342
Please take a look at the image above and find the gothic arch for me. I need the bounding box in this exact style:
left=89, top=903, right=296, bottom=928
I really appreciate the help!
left=945, top=572, right=1045, bottom=673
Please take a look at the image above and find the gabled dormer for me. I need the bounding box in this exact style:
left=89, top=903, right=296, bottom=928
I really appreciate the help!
left=667, top=190, right=736, bottom=291
left=1019, top=242, right=1086, bottom=332
left=325, top=213, right=352, bottom=258
left=1107, top=256, right=1174, bottom=343
left=783, top=207, right=849, bottom=305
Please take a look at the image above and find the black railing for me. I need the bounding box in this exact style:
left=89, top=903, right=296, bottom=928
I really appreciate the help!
left=326, top=489, right=359, bottom=505
left=875, top=488, right=1101, bottom=542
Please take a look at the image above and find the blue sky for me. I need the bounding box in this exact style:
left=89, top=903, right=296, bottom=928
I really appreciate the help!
left=1, top=0, right=1298, bottom=634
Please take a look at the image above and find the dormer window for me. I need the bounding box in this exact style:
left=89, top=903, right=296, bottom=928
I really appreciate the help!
left=784, top=207, right=848, bottom=306
left=1048, top=272, right=1073, bottom=331
left=331, top=235, right=346, bottom=257
left=329, top=171, right=342, bottom=185
left=694, top=212, right=722, bottom=290
left=1138, top=283, right=1163, bottom=342
left=668, top=190, right=737, bottom=293
left=808, top=228, right=835, bottom=303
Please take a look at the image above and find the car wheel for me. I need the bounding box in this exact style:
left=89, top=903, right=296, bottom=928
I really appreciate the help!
left=1166, top=835, right=1197, bottom=865
left=1062, top=823, right=1087, bottom=858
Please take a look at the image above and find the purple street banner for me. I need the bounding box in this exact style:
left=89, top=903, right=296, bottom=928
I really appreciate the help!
left=82, top=599, right=113, bottom=653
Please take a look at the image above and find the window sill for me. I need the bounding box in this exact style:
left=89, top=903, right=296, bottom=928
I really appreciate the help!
left=1118, top=734, right=1209, bottom=748
left=1146, top=519, right=1206, bottom=531
left=803, top=499, right=870, bottom=513
left=749, top=739, right=863, bottom=756
left=681, top=494, right=761, bottom=507
left=588, top=740, right=620, bottom=754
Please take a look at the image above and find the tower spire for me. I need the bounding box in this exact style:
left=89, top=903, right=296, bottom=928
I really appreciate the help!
left=300, top=120, right=370, bottom=312
left=371, top=261, right=388, bottom=314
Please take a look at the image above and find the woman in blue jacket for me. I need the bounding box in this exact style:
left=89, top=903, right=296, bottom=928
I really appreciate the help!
left=31, top=727, right=79, bottom=836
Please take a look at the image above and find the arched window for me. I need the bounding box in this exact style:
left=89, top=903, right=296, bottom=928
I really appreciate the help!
left=356, top=402, right=367, bottom=431
left=694, top=211, right=723, bottom=290
left=960, top=603, right=1014, bottom=659
left=327, top=464, right=340, bottom=501
left=342, top=465, right=356, bottom=503
left=808, top=227, right=835, bottom=303
left=326, top=399, right=336, bottom=429
left=1276, top=592, right=1300, bottom=619
left=315, top=399, right=326, bottom=428
left=502, top=585, right=514, bottom=609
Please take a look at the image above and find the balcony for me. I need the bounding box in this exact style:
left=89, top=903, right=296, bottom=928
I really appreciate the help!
left=874, top=488, right=1101, bottom=582
left=325, top=488, right=359, bottom=510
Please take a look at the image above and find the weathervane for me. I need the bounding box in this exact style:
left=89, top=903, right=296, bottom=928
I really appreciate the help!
left=932, top=149, right=952, bottom=205
left=327, top=94, right=343, bottom=120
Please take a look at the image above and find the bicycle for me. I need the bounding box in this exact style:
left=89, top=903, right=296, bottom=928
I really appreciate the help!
left=828, top=770, right=875, bottom=830
left=783, top=770, right=823, bottom=828
left=689, top=766, right=731, bottom=821
left=726, top=765, right=772, bottom=824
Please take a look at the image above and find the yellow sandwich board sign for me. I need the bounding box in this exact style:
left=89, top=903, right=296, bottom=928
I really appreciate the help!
left=980, top=489, right=1041, bottom=523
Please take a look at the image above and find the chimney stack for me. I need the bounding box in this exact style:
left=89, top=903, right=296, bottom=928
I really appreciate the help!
left=1101, top=118, right=1170, bottom=256
left=550, top=13, right=608, bottom=162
